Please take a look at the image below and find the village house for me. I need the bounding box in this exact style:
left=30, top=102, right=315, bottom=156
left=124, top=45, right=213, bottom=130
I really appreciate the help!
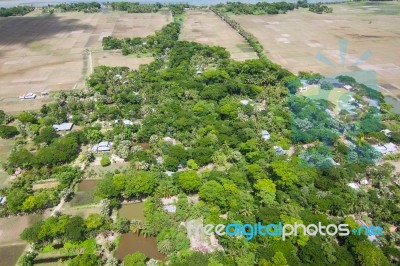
left=53, top=122, right=73, bottom=131
left=19, top=92, right=36, bottom=100
left=273, top=145, right=285, bottom=155
left=381, top=129, right=392, bottom=137
left=343, top=85, right=353, bottom=90
left=372, top=142, right=398, bottom=155
left=0, top=196, right=6, bottom=206
left=261, top=130, right=271, bottom=140
left=92, top=141, right=112, bottom=152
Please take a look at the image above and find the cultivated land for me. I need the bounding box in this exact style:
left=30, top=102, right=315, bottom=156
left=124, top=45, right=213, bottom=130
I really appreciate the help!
left=232, top=2, right=400, bottom=98
left=0, top=11, right=171, bottom=113
left=180, top=9, right=258, bottom=61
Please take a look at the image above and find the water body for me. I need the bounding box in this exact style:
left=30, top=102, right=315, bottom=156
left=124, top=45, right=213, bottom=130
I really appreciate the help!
left=115, top=232, right=165, bottom=261
left=118, top=202, right=145, bottom=221
left=0, top=0, right=350, bottom=8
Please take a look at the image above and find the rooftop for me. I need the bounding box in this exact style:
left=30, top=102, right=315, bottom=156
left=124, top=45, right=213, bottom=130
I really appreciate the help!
left=53, top=122, right=73, bottom=131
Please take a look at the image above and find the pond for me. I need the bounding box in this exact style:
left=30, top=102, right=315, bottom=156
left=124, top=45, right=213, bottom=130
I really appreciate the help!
left=0, top=244, right=26, bottom=266
left=115, top=233, right=165, bottom=262
left=77, top=180, right=98, bottom=191
left=118, top=202, right=145, bottom=221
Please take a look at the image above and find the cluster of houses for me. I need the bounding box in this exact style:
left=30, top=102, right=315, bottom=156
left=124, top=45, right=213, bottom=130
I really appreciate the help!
left=299, top=78, right=353, bottom=93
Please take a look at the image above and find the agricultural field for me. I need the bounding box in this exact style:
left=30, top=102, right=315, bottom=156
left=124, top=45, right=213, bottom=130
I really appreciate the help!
left=232, top=2, right=400, bottom=98
left=180, top=9, right=258, bottom=61
left=0, top=11, right=171, bottom=113
left=0, top=214, right=43, bottom=246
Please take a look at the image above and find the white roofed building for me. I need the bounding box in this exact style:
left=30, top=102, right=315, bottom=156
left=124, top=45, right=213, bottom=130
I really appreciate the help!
left=373, top=143, right=398, bottom=155
left=92, top=141, right=112, bottom=152
left=53, top=123, right=73, bottom=131
left=19, top=92, right=36, bottom=100
left=261, top=130, right=271, bottom=140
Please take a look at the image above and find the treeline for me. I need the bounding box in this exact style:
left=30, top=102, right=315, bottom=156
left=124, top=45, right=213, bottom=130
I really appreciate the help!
left=297, top=0, right=333, bottom=14
left=213, top=1, right=296, bottom=15
left=0, top=6, right=34, bottom=17
left=109, top=2, right=162, bottom=13
left=211, top=8, right=266, bottom=59
left=108, top=2, right=187, bottom=16
left=42, top=2, right=101, bottom=14
left=102, top=22, right=181, bottom=55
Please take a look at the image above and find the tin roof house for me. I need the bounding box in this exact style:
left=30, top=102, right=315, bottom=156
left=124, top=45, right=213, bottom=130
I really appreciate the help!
left=19, top=92, right=36, bottom=100
left=92, top=141, right=112, bottom=152
left=273, top=146, right=286, bottom=155
left=261, top=130, right=271, bottom=140
left=53, top=123, right=73, bottom=131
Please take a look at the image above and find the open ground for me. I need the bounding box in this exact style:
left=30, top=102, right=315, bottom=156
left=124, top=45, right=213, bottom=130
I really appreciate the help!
left=180, top=9, right=258, bottom=61
left=0, top=10, right=171, bottom=113
left=232, top=2, right=400, bottom=98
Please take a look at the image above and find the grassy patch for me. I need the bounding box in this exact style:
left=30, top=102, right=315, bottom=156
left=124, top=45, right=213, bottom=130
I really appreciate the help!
left=68, top=191, right=98, bottom=207
left=0, top=138, right=13, bottom=162
left=301, top=86, right=355, bottom=114
left=126, top=53, right=153, bottom=58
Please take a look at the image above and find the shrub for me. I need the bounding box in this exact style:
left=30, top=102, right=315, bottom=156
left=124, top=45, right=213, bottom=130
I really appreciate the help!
left=0, top=125, right=19, bottom=138
left=100, top=155, right=111, bottom=167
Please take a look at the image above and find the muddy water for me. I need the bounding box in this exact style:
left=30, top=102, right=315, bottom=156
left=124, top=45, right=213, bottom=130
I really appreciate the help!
left=118, top=202, right=145, bottom=221
left=0, top=244, right=26, bottom=266
left=77, top=180, right=98, bottom=191
left=138, top=142, right=150, bottom=150
left=115, top=232, right=165, bottom=261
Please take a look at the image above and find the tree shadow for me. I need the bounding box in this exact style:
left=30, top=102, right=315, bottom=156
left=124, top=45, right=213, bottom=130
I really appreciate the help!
left=0, top=15, right=94, bottom=46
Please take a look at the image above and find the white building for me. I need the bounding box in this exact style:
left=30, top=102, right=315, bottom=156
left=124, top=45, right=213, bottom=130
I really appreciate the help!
left=19, top=92, right=36, bottom=100
left=273, top=146, right=285, bottom=155
left=261, top=130, right=271, bottom=140
left=381, top=129, right=392, bottom=137
left=92, top=141, right=112, bottom=152
left=343, top=85, right=353, bottom=90
left=348, top=182, right=360, bottom=191
left=53, top=123, right=73, bottom=131
left=0, top=196, right=6, bottom=205
left=373, top=143, right=398, bottom=155
left=164, top=171, right=175, bottom=177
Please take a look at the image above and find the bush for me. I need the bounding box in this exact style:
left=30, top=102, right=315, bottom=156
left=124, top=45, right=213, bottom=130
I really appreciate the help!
left=0, top=125, right=19, bottom=138
left=100, top=155, right=111, bottom=167
left=320, top=81, right=333, bottom=90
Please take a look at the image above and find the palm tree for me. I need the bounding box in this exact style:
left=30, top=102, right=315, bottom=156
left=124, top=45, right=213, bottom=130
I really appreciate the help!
left=130, top=219, right=143, bottom=235
left=158, top=239, right=173, bottom=254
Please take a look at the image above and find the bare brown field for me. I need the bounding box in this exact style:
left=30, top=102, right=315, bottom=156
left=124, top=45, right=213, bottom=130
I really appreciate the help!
left=180, top=9, right=258, bottom=61
left=232, top=2, right=400, bottom=97
left=0, top=214, right=43, bottom=245
left=0, top=11, right=171, bottom=113
left=92, top=50, right=154, bottom=69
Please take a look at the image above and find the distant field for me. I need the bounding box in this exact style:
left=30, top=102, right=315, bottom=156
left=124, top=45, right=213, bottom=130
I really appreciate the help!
left=232, top=2, right=400, bottom=98
left=180, top=9, right=258, bottom=61
left=0, top=11, right=171, bottom=113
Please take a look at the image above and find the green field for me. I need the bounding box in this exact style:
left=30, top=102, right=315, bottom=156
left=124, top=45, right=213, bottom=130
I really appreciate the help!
left=301, top=86, right=356, bottom=114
